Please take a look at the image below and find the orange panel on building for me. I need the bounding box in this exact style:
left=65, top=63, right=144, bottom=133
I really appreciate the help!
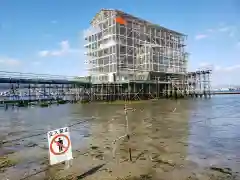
left=115, top=16, right=127, bottom=25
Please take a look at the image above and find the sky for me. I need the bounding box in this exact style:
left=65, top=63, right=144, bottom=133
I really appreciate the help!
left=0, top=0, right=239, bottom=87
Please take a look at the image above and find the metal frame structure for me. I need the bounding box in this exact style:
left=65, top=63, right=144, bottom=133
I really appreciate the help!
left=0, top=71, right=90, bottom=84
left=84, top=9, right=188, bottom=83
left=188, top=69, right=212, bottom=97
left=84, top=9, right=204, bottom=100
left=0, top=71, right=91, bottom=103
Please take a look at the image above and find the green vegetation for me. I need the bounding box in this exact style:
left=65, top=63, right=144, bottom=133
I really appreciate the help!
left=17, top=101, right=29, bottom=107
left=0, top=156, right=17, bottom=172
left=40, top=102, right=49, bottom=107
left=80, top=99, right=90, bottom=104
left=57, top=100, right=68, bottom=104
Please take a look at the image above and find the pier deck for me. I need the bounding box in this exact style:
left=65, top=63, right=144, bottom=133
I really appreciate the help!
left=0, top=70, right=213, bottom=104
left=0, top=71, right=91, bottom=86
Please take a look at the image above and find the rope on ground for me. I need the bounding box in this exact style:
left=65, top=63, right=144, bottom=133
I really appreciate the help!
left=0, top=117, right=95, bottom=145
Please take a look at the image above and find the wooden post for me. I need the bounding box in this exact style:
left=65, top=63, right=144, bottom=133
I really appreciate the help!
left=124, top=103, right=132, bottom=161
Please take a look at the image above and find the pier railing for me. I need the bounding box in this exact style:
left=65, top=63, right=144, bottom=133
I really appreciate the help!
left=0, top=71, right=90, bottom=83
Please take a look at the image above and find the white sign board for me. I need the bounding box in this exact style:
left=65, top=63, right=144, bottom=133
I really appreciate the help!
left=47, top=127, right=73, bottom=165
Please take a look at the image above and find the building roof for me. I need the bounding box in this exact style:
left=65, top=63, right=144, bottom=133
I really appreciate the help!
left=90, top=9, right=186, bottom=36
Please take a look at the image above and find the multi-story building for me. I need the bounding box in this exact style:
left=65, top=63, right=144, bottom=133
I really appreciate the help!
left=84, top=9, right=188, bottom=87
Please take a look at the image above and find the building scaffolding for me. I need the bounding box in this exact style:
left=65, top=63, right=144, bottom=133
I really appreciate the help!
left=84, top=9, right=211, bottom=101
left=188, top=69, right=212, bottom=97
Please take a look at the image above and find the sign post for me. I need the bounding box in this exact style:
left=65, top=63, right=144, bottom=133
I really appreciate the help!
left=47, top=127, right=73, bottom=166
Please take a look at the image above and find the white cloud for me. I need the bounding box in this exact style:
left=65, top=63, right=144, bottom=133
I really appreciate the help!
left=229, top=31, right=235, bottom=37
left=207, top=29, right=214, bottom=33
left=38, top=50, right=49, bottom=57
left=83, top=26, right=101, bottom=38
left=224, top=65, right=240, bottom=71
left=196, top=62, right=240, bottom=86
left=0, top=57, right=21, bottom=66
left=218, top=27, right=230, bottom=32
left=236, top=41, right=240, bottom=47
left=217, top=25, right=237, bottom=37
left=199, top=62, right=212, bottom=67
left=199, top=62, right=240, bottom=72
left=32, top=61, right=41, bottom=66
left=214, top=65, right=221, bottom=71
left=51, top=20, right=57, bottom=24
left=197, top=62, right=215, bottom=72
left=38, top=40, right=80, bottom=57
left=196, top=25, right=237, bottom=41
left=195, top=34, right=208, bottom=40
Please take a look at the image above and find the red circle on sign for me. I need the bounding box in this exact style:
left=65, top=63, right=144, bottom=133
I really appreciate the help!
left=50, top=134, right=70, bottom=155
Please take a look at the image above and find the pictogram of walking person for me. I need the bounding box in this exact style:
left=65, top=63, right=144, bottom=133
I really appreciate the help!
left=57, top=137, right=64, bottom=152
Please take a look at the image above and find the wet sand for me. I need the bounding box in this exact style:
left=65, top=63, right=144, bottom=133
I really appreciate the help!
left=0, top=97, right=240, bottom=179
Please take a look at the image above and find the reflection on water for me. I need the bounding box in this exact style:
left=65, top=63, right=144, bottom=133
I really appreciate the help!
left=188, top=95, right=240, bottom=173
left=0, top=95, right=240, bottom=179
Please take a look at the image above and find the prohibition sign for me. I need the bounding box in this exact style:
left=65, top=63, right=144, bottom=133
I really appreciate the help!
left=50, top=134, right=71, bottom=155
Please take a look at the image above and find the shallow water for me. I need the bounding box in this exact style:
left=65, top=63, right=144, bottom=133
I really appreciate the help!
left=0, top=95, right=240, bottom=179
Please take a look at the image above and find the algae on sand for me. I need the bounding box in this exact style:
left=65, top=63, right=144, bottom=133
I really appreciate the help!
left=0, top=156, right=16, bottom=172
